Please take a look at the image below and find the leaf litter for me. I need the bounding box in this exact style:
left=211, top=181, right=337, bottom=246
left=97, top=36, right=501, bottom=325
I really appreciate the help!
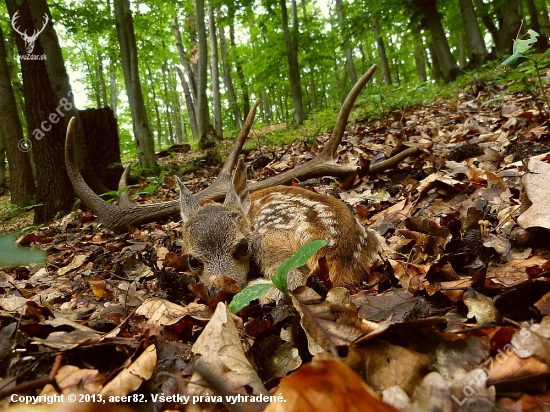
left=2, top=84, right=550, bottom=411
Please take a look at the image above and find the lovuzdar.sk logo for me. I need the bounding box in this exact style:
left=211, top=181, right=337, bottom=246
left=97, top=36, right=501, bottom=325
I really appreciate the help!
left=11, top=10, right=48, bottom=60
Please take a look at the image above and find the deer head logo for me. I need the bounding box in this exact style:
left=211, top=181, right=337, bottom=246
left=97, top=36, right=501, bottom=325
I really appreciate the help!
left=11, top=10, right=49, bottom=54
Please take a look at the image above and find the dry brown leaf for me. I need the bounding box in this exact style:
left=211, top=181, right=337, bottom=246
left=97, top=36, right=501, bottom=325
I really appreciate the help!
left=487, top=351, right=550, bottom=384
left=518, top=153, right=550, bottom=229
left=350, top=341, right=429, bottom=395
left=40, top=365, right=104, bottom=395
left=136, top=298, right=211, bottom=325
left=187, top=302, right=267, bottom=397
left=58, top=254, right=88, bottom=276
left=292, top=287, right=363, bottom=355
left=264, top=358, right=398, bottom=412
left=463, top=288, right=502, bottom=324
left=487, top=256, right=548, bottom=287
left=100, top=344, right=157, bottom=397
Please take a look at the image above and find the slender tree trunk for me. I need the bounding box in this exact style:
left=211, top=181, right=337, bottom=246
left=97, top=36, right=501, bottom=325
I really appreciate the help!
left=114, top=0, right=158, bottom=170
left=97, top=50, right=109, bottom=107
left=229, top=19, right=249, bottom=120
left=428, top=43, right=443, bottom=81
left=416, top=0, right=459, bottom=82
left=335, top=0, right=357, bottom=84
left=107, top=0, right=117, bottom=116
left=459, top=0, right=488, bottom=66
left=280, top=0, right=305, bottom=124
left=372, top=17, right=392, bottom=85
left=0, top=127, right=5, bottom=194
left=175, top=66, right=198, bottom=140
left=0, top=24, right=36, bottom=204
left=172, top=17, right=197, bottom=105
left=496, top=0, right=521, bottom=55
left=474, top=0, right=499, bottom=48
left=208, top=5, right=222, bottom=139
left=172, top=97, right=183, bottom=144
left=539, top=1, right=550, bottom=38
left=309, top=70, right=317, bottom=110
left=195, top=0, right=213, bottom=149
left=525, top=0, right=548, bottom=50
left=218, top=15, right=242, bottom=129
left=260, top=87, right=272, bottom=124
left=411, top=24, right=428, bottom=82
left=146, top=62, right=163, bottom=149
left=459, top=30, right=467, bottom=68
left=85, top=52, right=101, bottom=108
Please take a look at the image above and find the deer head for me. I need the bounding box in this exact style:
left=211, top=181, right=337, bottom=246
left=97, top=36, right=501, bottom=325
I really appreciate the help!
left=11, top=10, right=48, bottom=54
left=176, top=161, right=252, bottom=288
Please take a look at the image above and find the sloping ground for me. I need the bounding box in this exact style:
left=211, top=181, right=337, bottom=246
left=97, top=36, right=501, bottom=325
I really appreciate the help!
left=1, top=80, right=550, bottom=411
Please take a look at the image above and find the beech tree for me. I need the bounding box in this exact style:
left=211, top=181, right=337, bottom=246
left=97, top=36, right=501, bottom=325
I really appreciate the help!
left=0, top=24, right=35, bottom=205
left=114, top=0, right=158, bottom=170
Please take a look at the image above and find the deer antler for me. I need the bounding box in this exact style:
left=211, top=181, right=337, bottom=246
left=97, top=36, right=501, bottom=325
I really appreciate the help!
left=11, top=11, right=27, bottom=38
left=66, top=64, right=420, bottom=232
left=31, top=13, right=49, bottom=40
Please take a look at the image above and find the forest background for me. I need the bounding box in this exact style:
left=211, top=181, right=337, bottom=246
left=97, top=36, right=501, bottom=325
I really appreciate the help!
left=0, top=0, right=546, bottom=226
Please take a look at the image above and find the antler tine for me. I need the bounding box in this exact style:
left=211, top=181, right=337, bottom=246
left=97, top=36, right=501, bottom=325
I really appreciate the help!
left=322, top=64, right=377, bottom=159
left=65, top=117, right=115, bottom=217
left=11, top=11, right=26, bottom=37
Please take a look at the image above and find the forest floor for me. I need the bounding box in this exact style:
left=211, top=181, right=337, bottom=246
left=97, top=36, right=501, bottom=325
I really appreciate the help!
left=2, top=76, right=550, bottom=411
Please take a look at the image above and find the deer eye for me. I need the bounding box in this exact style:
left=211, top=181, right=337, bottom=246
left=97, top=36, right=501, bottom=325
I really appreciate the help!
left=188, top=255, right=202, bottom=271
left=233, top=239, right=250, bottom=259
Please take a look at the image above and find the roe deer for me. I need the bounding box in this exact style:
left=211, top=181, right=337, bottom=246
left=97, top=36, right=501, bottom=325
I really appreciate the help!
left=176, top=159, right=385, bottom=296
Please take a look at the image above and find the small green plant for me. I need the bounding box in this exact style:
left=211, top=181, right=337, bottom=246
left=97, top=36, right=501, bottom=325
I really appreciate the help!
left=499, top=29, right=550, bottom=112
left=228, top=240, right=327, bottom=314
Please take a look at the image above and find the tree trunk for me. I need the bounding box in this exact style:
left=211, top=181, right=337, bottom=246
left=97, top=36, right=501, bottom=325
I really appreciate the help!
left=78, top=108, right=123, bottom=190
left=459, top=0, right=488, bottom=66
left=228, top=18, right=249, bottom=120
left=539, top=1, right=550, bottom=38
left=195, top=0, right=213, bottom=149
left=459, top=30, right=467, bottom=68
left=175, top=66, right=198, bottom=140
left=496, top=0, right=521, bottom=55
left=172, top=17, right=197, bottom=105
left=335, top=0, right=358, bottom=85
left=372, top=17, right=392, bottom=86
left=416, top=0, right=459, bottom=82
left=114, top=0, right=158, bottom=170
left=473, top=0, right=499, bottom=48
left=96, top=50, right=109, bottom=107
left=6, top=0, right=73, bottom=221
left=218, top=14, right=242, bottom=129
left=525, top=0, right=548, bottom=50
left=411, top=24, right=428, bottom=82
left=261, top=87, right=272, bottom=124
left=208, top=5, right=222, bottom=139
left=0, top=24, right=36, bottom=205
left=146, top=62, right=163, bottom=149
left=0, top=127, right=5, bottom=195
left=309, top=70, right=317, bottom=110
left=428, top=43, right=443, bottom=81
left=280, top=0, right=305, bottom=124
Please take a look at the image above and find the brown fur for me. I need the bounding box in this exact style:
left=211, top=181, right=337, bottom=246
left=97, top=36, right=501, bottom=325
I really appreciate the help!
left=176, top=165, right=385, bottom=295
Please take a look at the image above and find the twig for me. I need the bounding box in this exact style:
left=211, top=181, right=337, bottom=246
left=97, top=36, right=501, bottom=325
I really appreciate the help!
left=0, top=354, right=63, bottom=399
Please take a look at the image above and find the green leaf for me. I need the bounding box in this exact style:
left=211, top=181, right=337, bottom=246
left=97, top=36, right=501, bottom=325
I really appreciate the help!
left=513, top=30, right=539, bottom=54
left=271, top=240, right=328, bottom=296
left=501, top=52, right=530, bottom=69
left=229, top=283, right=274, bottom=314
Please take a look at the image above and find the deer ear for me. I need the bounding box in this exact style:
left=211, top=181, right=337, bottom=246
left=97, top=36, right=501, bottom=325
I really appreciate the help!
left=225, top=159, right=250, bottom=213
left=176, top=176, right=200, bottom=225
